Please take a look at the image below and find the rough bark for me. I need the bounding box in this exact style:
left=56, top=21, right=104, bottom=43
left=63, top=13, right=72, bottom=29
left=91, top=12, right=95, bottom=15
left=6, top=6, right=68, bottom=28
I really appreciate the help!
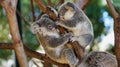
left=43, top=61, right=52, bottom=67
left=47, top=0, right=52, bottom=6
left=0, top=0, right=28, bottom=67
left=106, top=0, right=120, bottom=66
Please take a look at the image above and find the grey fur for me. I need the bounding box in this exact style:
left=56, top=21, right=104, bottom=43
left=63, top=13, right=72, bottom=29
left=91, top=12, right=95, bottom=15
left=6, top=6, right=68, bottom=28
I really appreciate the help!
left=57, top=2, right=94, bottom=48
left=78, top=51, right=117, bottom=67
left=31, top=14, right=78, bottom=67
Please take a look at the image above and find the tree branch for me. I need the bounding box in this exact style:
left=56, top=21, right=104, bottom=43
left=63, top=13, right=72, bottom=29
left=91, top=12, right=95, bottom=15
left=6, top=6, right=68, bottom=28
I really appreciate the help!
left=0, top=0, right=28, bottom=67
left=33, top=0, right=58, bottom=20
left=30, top=0, right=35, bottom=22
left=32, top=59, right=40, bottom=67
left=0, top=43, right=13, bottom=49
left=33, top=0, right=46, bottom=13
left=106, top=0, right=119, bottom=19
left=16, top=10, right=30, bottom=26
left=106, top=0, right=120, bottom=66
left=47, top=0, right=52, bottom=6
left=0, top=43, right=69, bottom=67
left=59, top=0, right=64, bottom=4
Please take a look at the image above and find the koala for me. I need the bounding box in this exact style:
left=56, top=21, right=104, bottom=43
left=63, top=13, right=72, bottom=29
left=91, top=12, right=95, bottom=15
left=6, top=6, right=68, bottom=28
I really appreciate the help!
left=57, top=2, right=94, bottom=48
left=31, top=14, right=79, bottom=67
left=78, top=51, right=117, bottom=67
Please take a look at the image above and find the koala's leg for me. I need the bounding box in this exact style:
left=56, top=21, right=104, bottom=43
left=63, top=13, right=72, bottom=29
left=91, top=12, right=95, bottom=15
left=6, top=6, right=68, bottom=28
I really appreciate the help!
left=75, top=34, right=93, bottom=48
left=64, top=48, right=79, bottom=67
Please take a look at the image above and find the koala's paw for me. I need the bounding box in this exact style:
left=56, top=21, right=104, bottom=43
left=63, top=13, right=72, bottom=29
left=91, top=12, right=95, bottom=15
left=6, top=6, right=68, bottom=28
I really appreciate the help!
left=64, top=33, right=73, bottom=38
left=70, top=37, right=78, bottom=42
left=30, top=24, right=41, bottom=34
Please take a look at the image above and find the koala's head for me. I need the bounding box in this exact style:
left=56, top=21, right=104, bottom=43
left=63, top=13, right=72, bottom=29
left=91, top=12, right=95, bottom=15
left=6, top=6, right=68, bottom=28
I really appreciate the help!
left=58, top=2, right=77, bottom=21
left=35, top=14, right=58, bottom=36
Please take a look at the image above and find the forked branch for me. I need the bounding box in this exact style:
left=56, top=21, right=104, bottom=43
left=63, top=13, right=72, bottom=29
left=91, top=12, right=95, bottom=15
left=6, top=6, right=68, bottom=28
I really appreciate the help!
left=106, top=0, right=120, bottom=66
left=0, top=0, right=28, bottom=67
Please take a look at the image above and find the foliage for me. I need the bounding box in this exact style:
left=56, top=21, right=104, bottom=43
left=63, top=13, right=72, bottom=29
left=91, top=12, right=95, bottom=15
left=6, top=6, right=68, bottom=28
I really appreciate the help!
left=0, top=49, right=12, bottom=60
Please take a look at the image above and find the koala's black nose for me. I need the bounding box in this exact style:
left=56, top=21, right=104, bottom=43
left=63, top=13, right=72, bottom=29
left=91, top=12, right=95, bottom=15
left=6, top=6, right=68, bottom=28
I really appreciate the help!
left=58, top=14, right=60, bottom=18
left=58, top=14, right=62, bottom=20
left=36, top=23, right=41, bottom=27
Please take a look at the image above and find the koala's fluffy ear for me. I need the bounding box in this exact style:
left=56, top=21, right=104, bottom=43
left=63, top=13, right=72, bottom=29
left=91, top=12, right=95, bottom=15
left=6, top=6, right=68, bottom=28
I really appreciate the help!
left=65, top=6, right=74, bottom=11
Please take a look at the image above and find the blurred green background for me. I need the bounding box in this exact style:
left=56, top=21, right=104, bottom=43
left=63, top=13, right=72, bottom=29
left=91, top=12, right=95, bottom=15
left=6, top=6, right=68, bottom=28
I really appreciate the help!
left=0, top=0, right=120, bottom=66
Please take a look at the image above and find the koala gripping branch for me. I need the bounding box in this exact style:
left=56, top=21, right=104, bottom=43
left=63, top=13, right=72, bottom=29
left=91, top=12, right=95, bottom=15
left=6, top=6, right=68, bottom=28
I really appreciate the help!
left=36, top=34, right=69, bottom=67
left=33, top=0, right=84, bottom=63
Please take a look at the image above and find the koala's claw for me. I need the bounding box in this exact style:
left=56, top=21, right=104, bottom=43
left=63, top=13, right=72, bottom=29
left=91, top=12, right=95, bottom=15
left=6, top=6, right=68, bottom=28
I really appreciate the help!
left=70, top=37, right=77, bottom=42
left=64, top=33, right=73, bottom=38
left=30, top=24, right=41, bottom=34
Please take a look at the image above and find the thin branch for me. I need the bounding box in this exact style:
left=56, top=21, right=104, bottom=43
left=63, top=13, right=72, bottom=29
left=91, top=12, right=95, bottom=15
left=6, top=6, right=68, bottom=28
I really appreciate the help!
left=47, top=0, right=52, bottom=6
left=33, top=0, right=58, bottom=20
left=0, top=0, right=28, bottom=67
left=106, top=0, right=120, bottom=66
left=106, top=0, right=119, bottom=18
left=16, top=10, right=30, bottom=26
left=32, top=59, right=40, bottom=67
left=59, top=0, right=64, bottom=4
left=30, top=0, right=35, bottom=22
left=55, top=0, right=64, bottom=7
left=33, top=0, right=46, bottom=13
left=0, top=43, right=13, bottom=49
left=81, top=0, right=91, bottom=10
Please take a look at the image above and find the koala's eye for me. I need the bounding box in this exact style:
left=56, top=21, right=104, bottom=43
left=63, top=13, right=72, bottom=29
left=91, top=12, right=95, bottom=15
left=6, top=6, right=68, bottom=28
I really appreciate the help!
left=48, top=25, right=53, bottom=29
left=51, top=10, right=54, bottom=13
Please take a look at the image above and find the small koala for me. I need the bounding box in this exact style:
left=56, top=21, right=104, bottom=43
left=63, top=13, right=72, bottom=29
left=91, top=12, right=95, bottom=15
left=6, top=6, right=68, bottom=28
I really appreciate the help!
left=57, top=2, right=94, bottom=48
left=31, top=14, right=79, bottom=67
left=78, top=51, right=117, bottom=67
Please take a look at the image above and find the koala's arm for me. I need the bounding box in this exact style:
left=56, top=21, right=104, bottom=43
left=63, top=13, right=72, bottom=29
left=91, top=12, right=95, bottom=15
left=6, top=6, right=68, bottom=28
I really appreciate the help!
left=57, top=22, right=74, bottom=31
left=48, top=33, right=72, bottom=48
left=71, top=34, right=93, bottom=48
left=64, top=48, right=79, bottom=67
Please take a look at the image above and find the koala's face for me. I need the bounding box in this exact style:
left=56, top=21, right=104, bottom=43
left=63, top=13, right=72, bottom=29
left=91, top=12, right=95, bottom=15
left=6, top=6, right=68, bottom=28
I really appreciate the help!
left=58, top=2, right=76, bottom=21
left=31, top=14, right=59, bottom=37
left=40, top=20, right=57, bottom=32
left=35, top=17, right=58, bottom=36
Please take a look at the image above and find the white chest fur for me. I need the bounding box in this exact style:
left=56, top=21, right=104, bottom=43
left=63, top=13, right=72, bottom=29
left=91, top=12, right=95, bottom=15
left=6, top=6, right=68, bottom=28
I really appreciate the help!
left=64, top=10, right=75, bottom=20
